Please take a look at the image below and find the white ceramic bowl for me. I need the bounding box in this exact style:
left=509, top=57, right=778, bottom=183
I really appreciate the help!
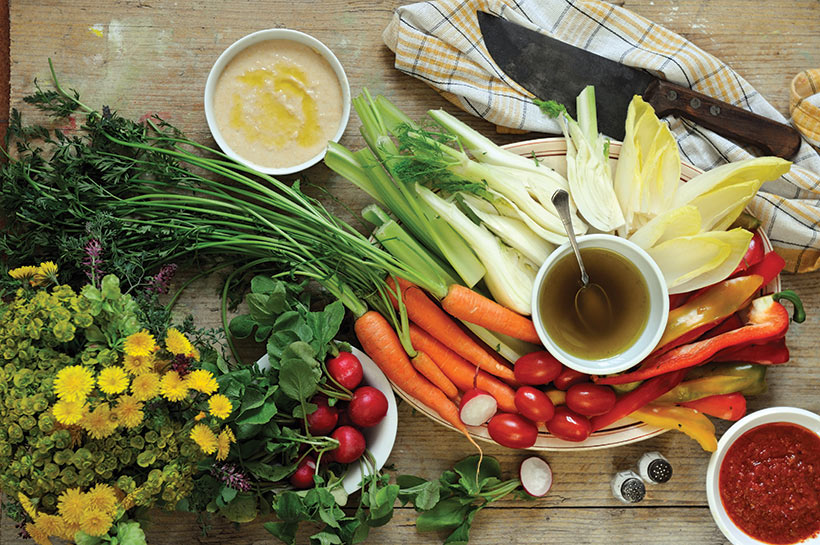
left=531, top=233, right=669, bottom=375
left=204, top=28, right=351, bottom=175
left=255, top=346, right=398, bottom=497
left=705, top=407, right=820, bottom=545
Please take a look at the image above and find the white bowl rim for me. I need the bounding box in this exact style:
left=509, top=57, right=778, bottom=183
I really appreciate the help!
left=255, top=346, right=398, bottom=498
left=203, top=27, right=352, bottom=175
left=705, top=406, right=820, bottom=545
left=531, top=233, right=669, bottom=375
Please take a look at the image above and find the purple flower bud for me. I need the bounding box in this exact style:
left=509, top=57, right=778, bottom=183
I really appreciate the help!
left=211, top=463, right=252, bottom=492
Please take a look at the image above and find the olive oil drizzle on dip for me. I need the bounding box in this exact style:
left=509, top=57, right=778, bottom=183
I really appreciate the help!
left=213, top=39, right=343, bottom=169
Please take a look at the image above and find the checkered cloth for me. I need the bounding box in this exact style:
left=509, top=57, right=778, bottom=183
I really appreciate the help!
left=383, top=0, right=820, bottom=273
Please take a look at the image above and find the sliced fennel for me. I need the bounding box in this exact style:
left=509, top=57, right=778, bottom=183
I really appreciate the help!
left=672, top=157, right=791, bottom=208
left=613, top=96, right=681, bottom=237
left=460, top=193, right=555, bottom=265
left=561, top=86, right=625, bottom=232
left=415, top=184, right=537, bottom=315
left=628, top=205, right=702, bottom=250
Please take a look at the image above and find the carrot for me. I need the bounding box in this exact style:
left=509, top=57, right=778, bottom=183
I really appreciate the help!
left=412, top=351, right=459, bottom=399
left=354, top=311, right=478, bottom=447
left=442, top=284, right=541, bottom=344
left=386, top=277, right=516, bottom=382
left=409, top=323, right=517, bottom=413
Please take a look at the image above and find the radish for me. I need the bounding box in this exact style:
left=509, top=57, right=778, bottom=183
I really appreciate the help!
left=289, top=456, right=317, bottom=489
left=329, top=425, right=366, bottom=464
left=519, top=456, right=552, bottom=497
left=327, top=351, right=364, bottom=390
left=459, top=388, right=498, bottom=426
left=307, top=395, right=339, bottom=435
left=348, top=386, right=388, bottom=428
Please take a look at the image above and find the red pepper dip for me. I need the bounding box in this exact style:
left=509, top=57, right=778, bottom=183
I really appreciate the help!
left=719, top=422, right=820, bottom=544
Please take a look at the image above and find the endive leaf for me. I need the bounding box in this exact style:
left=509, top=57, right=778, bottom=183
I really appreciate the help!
left=667, top=228, right=754, bottom=294
left=672, top=157, right=791, bottom=208
left=648, top=235, right=731, bottom=291
left=691, top=180, right=763, bottom=232
left=628, top=205, right=701, bottom=249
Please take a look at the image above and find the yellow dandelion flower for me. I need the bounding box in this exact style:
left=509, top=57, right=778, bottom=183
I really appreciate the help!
left=208, top=394, right=232, bottom=419
left=18, top=492, right=37, bottom=518
left=97, top=366, right=129, bottom=395
left=130, top=372, right=161, bottom=401
left=33, top=514, right=64, bottom=538
left=186, top=369, right=218, bottom=395
left=164, top=328, right=193, bottom=356
left=123, top=329, right=156, bottom=357
left=57, top=488, right=86, bottom=524
left=194, top=411, right=206, bottom=421
left=52, top=399, right=87, bottom=425
left=53, top=365, right=94, bottom=402
left=81, top=403, right=117, bottom=440
left=9, top=265, right=39, bottom=282
left=216, top=427, right=236, bottom=461
left=25, top=522, right=53, bottom=545
left=122, top=354, right=154, bottom=375
left=189, top=423, right=219, bottom=455
left=85, top=483, right=118, bottom=515
left=79, top=508, right=113, bottom=537
left=32, top=261, right=59, bottom=286
left=160, top=371, right=189, bottom=402
left=114, top=395, right=144, bottom=428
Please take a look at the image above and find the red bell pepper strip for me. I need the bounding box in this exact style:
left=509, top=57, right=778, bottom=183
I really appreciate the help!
left=730, top=231, right=765, bottom=276
left=712, top=337, right=790, bottom=365
left=589, top=369, right=686, bottom=431
left=596, top=291, right=804, bottom=385
left=738, top=250, right=785, bottom=287
left=681, top=392, right=747, bottom=421
left=668, top=292, right=691, bottom=311
left=702, top=312, right=744, bottom=339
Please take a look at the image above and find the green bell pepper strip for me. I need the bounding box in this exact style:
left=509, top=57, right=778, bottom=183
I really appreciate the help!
left=684, top=362, right=768, bottom=396
left=654, top=372, right=759, bottom=404
left=597, top=291, right=803, bottom=385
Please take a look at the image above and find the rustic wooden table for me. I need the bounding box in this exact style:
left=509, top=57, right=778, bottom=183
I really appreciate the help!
left=3, top=1, right=819, bottom=544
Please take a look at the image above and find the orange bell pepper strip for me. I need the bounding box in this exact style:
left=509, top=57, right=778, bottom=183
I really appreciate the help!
left=630, top=403, right=718, bottom=452
left=597, top=291, right=804, bottom=386
left=681, top=393, right=747, bottom=421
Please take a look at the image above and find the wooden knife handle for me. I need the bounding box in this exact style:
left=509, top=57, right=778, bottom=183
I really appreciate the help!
left=643, top=79, right=802, bottom=159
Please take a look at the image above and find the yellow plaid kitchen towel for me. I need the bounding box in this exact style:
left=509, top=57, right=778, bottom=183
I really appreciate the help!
left=383, top=0, right=820, bottom=273
left=792, top=69, right=820, bottom=148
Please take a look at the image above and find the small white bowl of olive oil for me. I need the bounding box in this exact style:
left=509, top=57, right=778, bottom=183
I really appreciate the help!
left=531, top=234, right=669, bottom=376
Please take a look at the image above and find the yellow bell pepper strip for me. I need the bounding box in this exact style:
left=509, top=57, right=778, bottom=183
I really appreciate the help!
left=684, top=362, right=768, bottom=396
left=597, top=291, right=804, bottom=385
left=681, top=392, right=747, bottom=421
left=712, top=338, right=789, bottom=365
left=589, top=369, right=686, bottom=431
left=654, top=274, right=764, bottom=354
left=630, top=403, right=718, bottom=452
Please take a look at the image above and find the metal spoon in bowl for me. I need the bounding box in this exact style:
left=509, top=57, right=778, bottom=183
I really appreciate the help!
left=550, top=189, right=613, bottom=330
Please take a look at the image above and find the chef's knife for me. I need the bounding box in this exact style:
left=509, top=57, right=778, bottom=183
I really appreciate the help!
left=477, top=11, right=801, bottom=158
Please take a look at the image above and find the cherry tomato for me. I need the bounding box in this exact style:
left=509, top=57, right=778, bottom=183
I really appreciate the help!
left=565, top=383, right=617, bottom=417
left=487, top=413, right=538, bottom=449
left=546, top=406, right=592, bottom=442
left=306, top=395, right=339, bottom=435
left=329, top=426, right=366, bottom=464
left=348, top=386, right=388, bottom=428
left=514, top=386, right=555, bottom=423
left=327, top=351, right=364, bottom=390
left=289, top=456, right=317, bottom=489
left=553, top=367, right=589, bottom=391
left=514, top=351, right=563, bottom=385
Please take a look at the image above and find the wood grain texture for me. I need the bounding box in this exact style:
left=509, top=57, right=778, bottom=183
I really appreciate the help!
left=3, top=0, right=820, bottom=543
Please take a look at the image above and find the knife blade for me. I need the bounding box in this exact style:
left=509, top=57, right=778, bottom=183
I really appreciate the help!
left=477, top=11, right=801, bottom=159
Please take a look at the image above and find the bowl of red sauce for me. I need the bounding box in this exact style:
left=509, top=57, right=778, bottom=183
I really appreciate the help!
left=706, top=406, right=820, bottom=545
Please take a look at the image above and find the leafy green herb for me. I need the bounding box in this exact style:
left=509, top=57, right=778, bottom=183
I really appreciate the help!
left=533, top=98, right=567, bottom=118
left=398, top=455, right=527, bottom=545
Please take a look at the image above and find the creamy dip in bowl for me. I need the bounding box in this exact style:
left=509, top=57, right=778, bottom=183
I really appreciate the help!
left=204, top=29, right=350, bottom=175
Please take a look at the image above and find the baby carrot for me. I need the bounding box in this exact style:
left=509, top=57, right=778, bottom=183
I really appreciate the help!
left=354, top=310, right=475, bottom=442
left=442, top=284, right=541, bottom=344
left=387, top=277, right=516, bottom=382
left=409, top=323, right=517, bottom=413
left=412, top=351, right=459, bottom=399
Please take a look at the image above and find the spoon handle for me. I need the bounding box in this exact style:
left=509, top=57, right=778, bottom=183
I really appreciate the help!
left=551, top=189, right=589, bottom=285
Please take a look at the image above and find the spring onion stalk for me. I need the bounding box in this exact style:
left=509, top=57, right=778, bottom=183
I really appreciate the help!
left=561, top=86, right=625, bottom=232
left=415, top=184, right=537, bottom=315
left=459, top=193, right=555, bottom=265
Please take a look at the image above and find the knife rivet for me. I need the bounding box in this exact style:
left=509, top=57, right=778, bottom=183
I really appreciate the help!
left=710, top=105, right=721, bottom=116
left=690, top=97, right=702, bottom=109
left=667, top=90, right=678, bottom=101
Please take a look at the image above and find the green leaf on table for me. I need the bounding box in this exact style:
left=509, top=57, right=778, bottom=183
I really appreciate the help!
left=254, top=323, right=274, bottom=343
left=251, top=275, right=281, bottom=295
left=307, top=300, right=345, bottom=357
left=229, top=314, right=257, bottom=339
left=309, top=531, right=343, bottom=545
left=368, top=483, right=399, bottom=526
left=221, top=485, right=238, bottom=503
left=279, top=342, right=321, bottom=401
left=416, top=497, right=473, bottom=532
left=218, top=492, right=258, bottom=523
left=264, top=521, right=299, bottom=545
left=275, top=491, right=305, bottom=522
left=454, top=454, right=500, bottom=495
left=115, top=521, right=147, bottom=545
left=236, top=400, right=277, bottom=426
left=443, top=507, right=480, bottom=545
left=73, top=532, right=103, bottom=545
left=397, top=476, right=441, bottom=510
left=246, top=292, right=278, bottom=325
left=246, top=461, right=297, bottom=483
